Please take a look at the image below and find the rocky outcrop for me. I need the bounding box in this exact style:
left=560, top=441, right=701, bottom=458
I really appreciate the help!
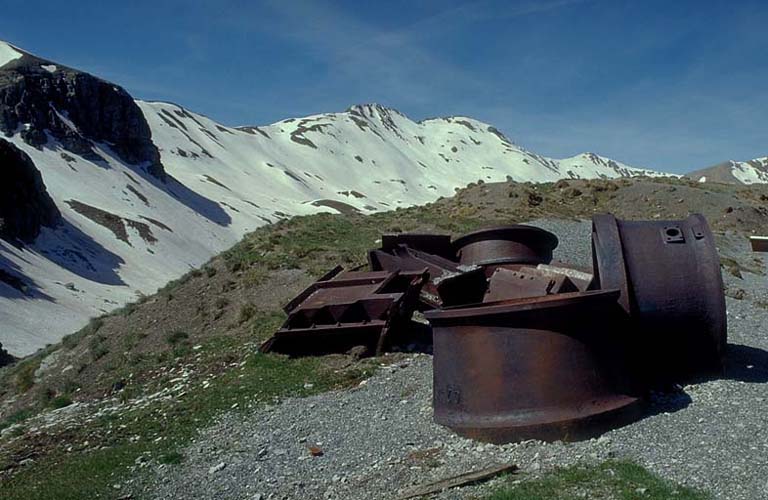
left=0, top=342, right=15, bottom=367
left=0, top=48, right=165, bottom=180
left=0, top=138, right=60, bottom=242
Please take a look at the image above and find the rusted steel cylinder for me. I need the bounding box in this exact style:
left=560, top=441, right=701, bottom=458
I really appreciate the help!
left=591, top=214, right=727, bottom=380
left=426, top=291, right=642, bottom=443
left=453, top=225, right=558, bottom=266
left=592, top=215, right=727, bottom=381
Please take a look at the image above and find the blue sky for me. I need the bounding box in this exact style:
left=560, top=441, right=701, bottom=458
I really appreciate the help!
left=1, top=0, right=766, bottom=173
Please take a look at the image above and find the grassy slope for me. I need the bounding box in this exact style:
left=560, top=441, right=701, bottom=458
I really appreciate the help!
left=487, top=460, right=709, bottom=499
left=1, top=176, right=766, bottom=498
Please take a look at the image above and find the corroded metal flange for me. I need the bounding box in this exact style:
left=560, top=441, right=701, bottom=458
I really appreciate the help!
left=453, top=225, right=558, bottom=266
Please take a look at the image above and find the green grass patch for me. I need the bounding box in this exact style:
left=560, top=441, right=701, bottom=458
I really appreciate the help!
left=13, top=357, right=42, bottom=394
left=158, top=451, right=184, bottom=465
left=238, top=302, right=258, bottom=324
left=164, top=330, right=189, bottom=345
left=223, top=209, right=483, bottom=276
left=1, top=318, right=374, bottom=500
left=0, top=408, right=37, bottom=432
left=48, top=395, right=73, bottom=410
left=62, top=317, right=104, bottom=350
left=486, top=460, right=709, bottom=500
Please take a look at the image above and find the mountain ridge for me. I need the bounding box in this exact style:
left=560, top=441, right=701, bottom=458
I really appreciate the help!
left=686, top=157, right=768, bottom=185
left=1, top=40, right=667, bottom=355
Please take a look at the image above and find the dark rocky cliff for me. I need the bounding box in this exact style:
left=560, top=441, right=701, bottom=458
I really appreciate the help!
left=0, top=138, right=60, bottom=243
left=0, top=48, right=165, bottom=180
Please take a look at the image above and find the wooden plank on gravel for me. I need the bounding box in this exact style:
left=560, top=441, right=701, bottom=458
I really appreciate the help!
left=396, top=463, right=519, bottom=499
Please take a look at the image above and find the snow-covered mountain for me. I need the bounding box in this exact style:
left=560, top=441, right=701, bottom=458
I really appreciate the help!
left=0, top=40, right=662, bottom=355
left=686, top=157, right=768, bottom=185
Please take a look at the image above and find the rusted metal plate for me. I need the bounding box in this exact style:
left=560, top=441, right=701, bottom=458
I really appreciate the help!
left=483, top=267, right=578, bottom=302
left=369, top=246, right=463, bottom=308
left=591, top=214, right=631, bottom=313
left=453, top=225, right=558, bottom=266
left=261, top=268, right=427, bottom=356
left=750, top=236, right=768, bottom=252
left=426, top=290, right=641, bottom=443
left=535, top=263, right=595, bottom=291
left=592, top=214, right=727, bottom=381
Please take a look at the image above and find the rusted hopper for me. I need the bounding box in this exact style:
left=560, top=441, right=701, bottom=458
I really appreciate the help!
left=427, top=291, right=642, bottom=443
left=592, top=214, right=727, bottom=381
left=368, top=245, right=462, bottom=308
left=453, top=225, right=558, bottom=266
left=260, top=266, right=426, bottom=356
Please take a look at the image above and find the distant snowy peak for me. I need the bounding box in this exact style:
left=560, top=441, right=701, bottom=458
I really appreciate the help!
left=140, top=97, right=663, bottom=228
left=687, top=157, right=768, bottom=185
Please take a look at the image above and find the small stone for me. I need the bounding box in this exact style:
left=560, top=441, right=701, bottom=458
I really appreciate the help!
left=308, top=446, right=324, bottom=457
left=635, top=487, right=648, bottom=494
left=208, top=462, right=226, bottom=474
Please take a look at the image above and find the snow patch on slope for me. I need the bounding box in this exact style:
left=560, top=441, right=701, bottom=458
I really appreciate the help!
left=730, top=158, right=768, bottom=184
left=0, top=41, right=22, bottom=68
left=1, top=101, right=665, bottom=356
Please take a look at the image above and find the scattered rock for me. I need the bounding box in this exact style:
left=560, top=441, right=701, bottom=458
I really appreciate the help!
left=208, top=462, right=226, bottom=474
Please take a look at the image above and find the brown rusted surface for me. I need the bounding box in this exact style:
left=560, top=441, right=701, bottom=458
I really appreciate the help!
left=535, top=263, right=595, bottom=291
left=426, top=291, right=641, bottom=443
left=453, top=225, right=558, bottom=266
left=261, top=268, right=427, bottom=356
left=750, top=236, right=768, bottom=252
left=483, top=267, right=578, bottom=302
left=369, top=246, right=462, bottom=308
left=592, top=213, right=727, bottom=381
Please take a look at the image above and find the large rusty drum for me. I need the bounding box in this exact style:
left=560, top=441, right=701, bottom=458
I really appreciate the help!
left=591, top=214, right=727, bottom=381
left=426, top=291, right=641, bottom=443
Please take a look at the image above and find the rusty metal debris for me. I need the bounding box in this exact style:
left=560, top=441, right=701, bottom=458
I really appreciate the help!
left=592, top=214, right=727, bottom=381
left=750, top=236, right=768, bottom=252
left=483, top=266, right=579, bottom=302
left=368, top=245, right=461, bottom=308
left=427, top=291, right=642, bottom=443
left=453, top=225, right=558, bottom=266
left=260, top=266, right=427, bottom=356
left=261, top=214, right=727, bottom=444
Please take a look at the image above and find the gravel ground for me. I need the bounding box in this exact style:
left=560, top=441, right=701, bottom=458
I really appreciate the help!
left=145, top=219, right=768, bottom=500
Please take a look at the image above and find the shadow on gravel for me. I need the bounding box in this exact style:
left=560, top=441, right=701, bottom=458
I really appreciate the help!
left=627, top=343, right=768, bottom=426
left=722, top=343, right=768, bottom=383
left=641, top=390, right=692, bottom=419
